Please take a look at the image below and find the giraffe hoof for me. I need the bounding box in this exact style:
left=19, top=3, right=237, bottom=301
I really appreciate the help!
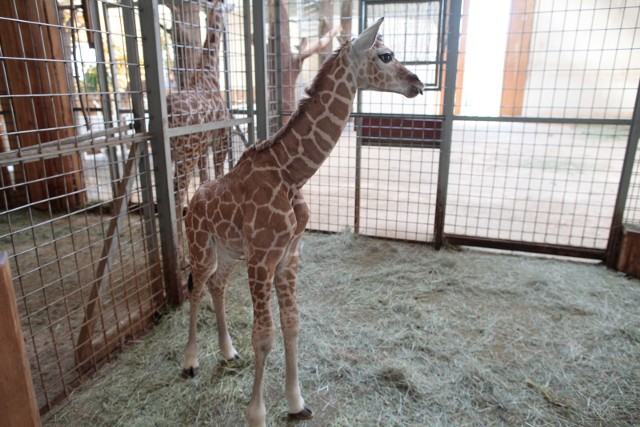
left=222, top=353, right=240, bottom=365
left=288, top=405, right=314, bottom=420
left=182, top=366, right=198, bottom=378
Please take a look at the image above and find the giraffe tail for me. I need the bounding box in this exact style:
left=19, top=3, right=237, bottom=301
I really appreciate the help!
left=187, top=273, right=194, bottom=293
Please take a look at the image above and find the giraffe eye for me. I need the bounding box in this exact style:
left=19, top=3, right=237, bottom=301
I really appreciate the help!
left=378, top=53, right=393, bottom=63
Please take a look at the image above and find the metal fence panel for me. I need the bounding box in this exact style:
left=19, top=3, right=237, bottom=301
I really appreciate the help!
left=0, top=0, right=167, bottom=412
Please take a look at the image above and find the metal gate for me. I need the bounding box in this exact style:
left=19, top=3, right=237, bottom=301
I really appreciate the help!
left=267, top=0, right=640, bottom=262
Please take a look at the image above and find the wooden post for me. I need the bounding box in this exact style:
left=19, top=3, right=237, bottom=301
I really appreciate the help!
left=0, top=0, right=85, bottom=211
left=440, top=0, right=469, bottom=115
left=0, top=252, right=41, bottom=426
left=500, top=0, right=536, bottom=116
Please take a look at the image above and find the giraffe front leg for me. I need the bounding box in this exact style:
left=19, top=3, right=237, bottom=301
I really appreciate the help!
left=276, top=191, right=313, bottom=419
left=276, top=254, right=313, bottom=420
left=246, top=260, right=276, bottom=427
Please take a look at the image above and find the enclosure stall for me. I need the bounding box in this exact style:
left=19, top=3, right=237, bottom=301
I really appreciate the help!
left=0, top=0, right=639, bottom=425
left=0, top=0, right=251, bottom=417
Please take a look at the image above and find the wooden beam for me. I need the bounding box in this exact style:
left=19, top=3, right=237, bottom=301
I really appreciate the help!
left=0, top=252, right=41, bottom=427
left=500, top=0, right=536, bottom=116
left=0, top=0, right=85, bottom=211
left=441, top=0, right=469, bottom=115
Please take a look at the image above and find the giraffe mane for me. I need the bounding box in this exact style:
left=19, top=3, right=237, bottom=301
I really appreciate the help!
left=250, top=42, right=351, bottom=154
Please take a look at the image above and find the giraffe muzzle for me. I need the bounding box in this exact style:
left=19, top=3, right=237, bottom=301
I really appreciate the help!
left=406, top=76, right=425, bottom=98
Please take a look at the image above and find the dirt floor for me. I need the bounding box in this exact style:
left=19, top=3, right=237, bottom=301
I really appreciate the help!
left=45, top=231, right=639, bottom=426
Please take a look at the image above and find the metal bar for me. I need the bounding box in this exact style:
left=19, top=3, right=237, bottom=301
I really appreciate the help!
left=350, top=112, right=444, bottom=120
left=435, top=0, right=447, bottom=90
left=356, top=1, right=367, bottom=115
left=121, top=0, right=164, bottom=307
left=273, top=0, right=283, bottom=130
left=354, top=117, right=362, bottom=234
left=252, top=0, right=269, bottom=141
left=139, top=0, right=182, bottom=306
left=243, top=0, right=256, bottom=147
left=88, top=0, right=120, bottom=195
left=452, top=115, right=633, bottom=126
left=606, top=79, right=640, bottom=268
left=166, top=116, right=252, bottom=138
left=434, top=0, right=463, bottom=249
left=0, top=124, right=132, bottom=164
left=221, top=14, right=235, bottom=168
left=445, top=234, right=607, bottom=261
left=0, top=133, right=150, bottom=167
left=354, top=3, right=368, bottom=229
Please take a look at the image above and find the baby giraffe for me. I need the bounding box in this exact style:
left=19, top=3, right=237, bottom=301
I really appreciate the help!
left=182, top=18, right=424, bottom=426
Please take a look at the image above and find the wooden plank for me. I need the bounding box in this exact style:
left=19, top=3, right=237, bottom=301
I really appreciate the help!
left=81, top=0, right=95, bottom=47
left=439, top=0, right=469, bottom=114
left=617, top=225, right=640, bottom=278
left=453, top=0, right=470, bottom=114
left=0, top=0, right=85, bottom=211
left=0, top=252, right=41, bottom=427
left=500, top=0, right=536, bottom=116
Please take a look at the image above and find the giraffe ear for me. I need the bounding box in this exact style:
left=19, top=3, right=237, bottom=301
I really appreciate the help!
left=352, top=17, right=384, bottom=54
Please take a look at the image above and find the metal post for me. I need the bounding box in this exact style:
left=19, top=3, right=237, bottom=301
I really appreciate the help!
left=121, top=0, right=163, bottom=306
left=434, top=0, right=463, bottom=249
left=222, top=11, right=235, bottom=167
left=88, top=0, right=120, bottom=192
left=243, top=0, right=256, bottom=147
left=139, top=0, right=181, bottom=305
left=252, top=0, right=269, bottom=141
left=606, top=79, right=640, bottom=268
left=273, top=0, right=283, bottom=129
left=354, top=121, right=362, bottom=234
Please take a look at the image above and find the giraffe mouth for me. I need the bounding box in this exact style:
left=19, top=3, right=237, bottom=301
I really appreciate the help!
left=406, top=84, right=424, bottom=98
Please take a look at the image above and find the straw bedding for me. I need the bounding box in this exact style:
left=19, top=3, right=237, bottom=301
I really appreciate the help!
left=47, top=232, right=640, bottom=426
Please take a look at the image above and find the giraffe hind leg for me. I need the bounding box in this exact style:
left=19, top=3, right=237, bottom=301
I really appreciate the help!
left=206, top=252, right=241, bottom=362
left=213, top=129, right=230, bottom=178
left=182, top=271, right=207, bottom=378
left=182, top=235, right=217, bottom=378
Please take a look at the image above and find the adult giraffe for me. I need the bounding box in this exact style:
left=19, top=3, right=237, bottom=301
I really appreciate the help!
left=182, top=18, right=424, bottom=426
left=167, top=0, right=231, bottom=213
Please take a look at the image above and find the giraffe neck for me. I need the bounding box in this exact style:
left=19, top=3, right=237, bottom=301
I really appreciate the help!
left=267, top=47, right=357, bottom=190
left=190, top=8, right=223, bottom=92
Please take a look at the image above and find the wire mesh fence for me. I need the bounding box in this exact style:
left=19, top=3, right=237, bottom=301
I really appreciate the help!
left=446, top=121, right=629, bottom=249
left=445, top=0, right=639, bottom=257
left=269, top=0, right=639, bottom=256
left=0, top=0, right=164, bottom=414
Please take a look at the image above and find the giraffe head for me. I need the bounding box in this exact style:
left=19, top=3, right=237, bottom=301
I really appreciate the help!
left=349, top=18, right=424, bottom=98
left=204, top=0, right=234, bottom=49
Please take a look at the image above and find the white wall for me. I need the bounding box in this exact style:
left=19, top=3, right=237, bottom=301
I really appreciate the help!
left=523, top=0, right=640, bottom=119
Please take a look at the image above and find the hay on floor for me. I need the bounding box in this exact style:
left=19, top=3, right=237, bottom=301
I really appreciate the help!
left=46, top=232, right=640, bottom=426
